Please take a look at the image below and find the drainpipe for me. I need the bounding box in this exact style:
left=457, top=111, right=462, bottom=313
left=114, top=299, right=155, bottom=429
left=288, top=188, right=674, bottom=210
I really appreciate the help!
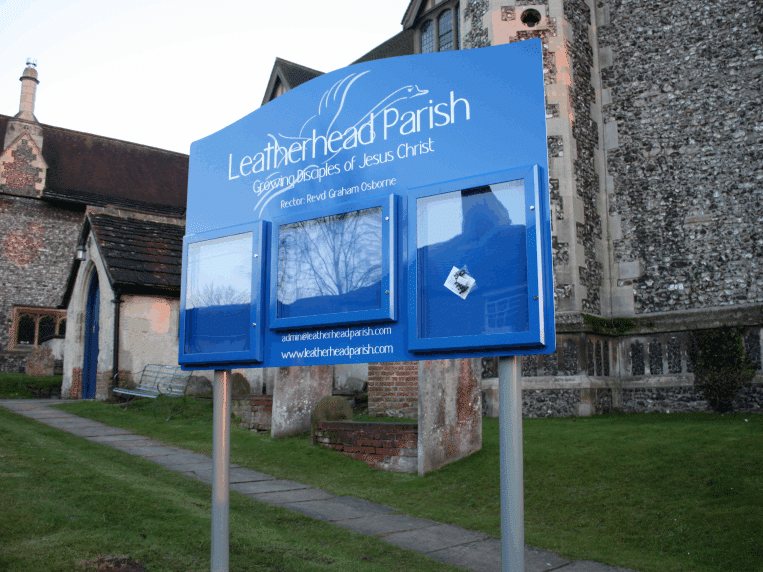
left=112, top=288, right=122, bottom=391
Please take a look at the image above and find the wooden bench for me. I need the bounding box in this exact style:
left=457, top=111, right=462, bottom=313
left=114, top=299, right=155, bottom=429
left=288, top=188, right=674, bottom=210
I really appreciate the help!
left=113, top=365, right=191, bottom=420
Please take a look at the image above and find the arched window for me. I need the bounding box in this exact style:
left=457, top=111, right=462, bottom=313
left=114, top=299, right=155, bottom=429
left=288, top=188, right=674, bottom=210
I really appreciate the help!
left=418, top=3, right=459, bottom=54
left=16, top=315, right=36, bottom=345
left=439, top=10, right=455, bottom=51
left=421, top=20, right=435, bottom=53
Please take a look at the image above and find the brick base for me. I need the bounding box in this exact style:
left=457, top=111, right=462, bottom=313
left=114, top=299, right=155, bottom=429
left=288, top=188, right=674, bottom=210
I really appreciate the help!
left=70, top=367, right=82, bottom=399
left=232, top=395, right=273, bottom=430
left=315, top=420, right=418, bottom=473
left=368, top=361, right=418, bottom=418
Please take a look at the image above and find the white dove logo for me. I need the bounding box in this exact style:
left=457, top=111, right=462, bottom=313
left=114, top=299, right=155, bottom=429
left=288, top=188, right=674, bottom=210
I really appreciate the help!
left=226, top=70, right=472, bottom=217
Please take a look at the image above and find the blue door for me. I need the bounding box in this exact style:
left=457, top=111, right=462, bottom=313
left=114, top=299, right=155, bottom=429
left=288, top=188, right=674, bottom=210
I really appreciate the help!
left=82, top=273, right=99, bottom=399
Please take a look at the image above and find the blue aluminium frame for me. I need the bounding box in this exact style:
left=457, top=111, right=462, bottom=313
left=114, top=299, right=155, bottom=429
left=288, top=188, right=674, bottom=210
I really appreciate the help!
left=180, top=40, right=555, bottom=369
left=407, top=165, right=546, bottom=353
left=179, top=220, right=268, bottom=365
left=268, top=194, right=396, bottom=330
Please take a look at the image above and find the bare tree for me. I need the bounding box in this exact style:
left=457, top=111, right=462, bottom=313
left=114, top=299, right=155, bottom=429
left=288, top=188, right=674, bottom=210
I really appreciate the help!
left=277, top=207, right=382, bottom=305
left=188, top=282, right=249, bottom=309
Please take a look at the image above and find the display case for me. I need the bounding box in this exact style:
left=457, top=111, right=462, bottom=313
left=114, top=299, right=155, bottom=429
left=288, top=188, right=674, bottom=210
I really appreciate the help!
left=179, top=221, right=267, bottom=365
left=407, top=165, right=546, bottom=352
left=268, top=194, right=397, bottom=330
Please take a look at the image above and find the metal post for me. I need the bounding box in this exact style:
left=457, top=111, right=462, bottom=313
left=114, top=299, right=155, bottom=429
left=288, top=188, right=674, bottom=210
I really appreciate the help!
left=498, top=355, right=524, bottom=572
left=211, top=369, right=231, bottom=572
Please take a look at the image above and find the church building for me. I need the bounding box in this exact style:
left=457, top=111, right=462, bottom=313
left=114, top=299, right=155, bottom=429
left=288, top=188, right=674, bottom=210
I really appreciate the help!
left=261, top=0, right=762, bottom=416
left=2, top=0, right=761, bottom=416
left=0, top=59, right=188, bottom=391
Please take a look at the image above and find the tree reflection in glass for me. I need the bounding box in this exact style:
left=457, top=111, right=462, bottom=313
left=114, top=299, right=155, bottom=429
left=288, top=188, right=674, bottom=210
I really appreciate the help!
left=277, top=207, right=383, bottom=318
left=185, top=232, right=252, bottom=354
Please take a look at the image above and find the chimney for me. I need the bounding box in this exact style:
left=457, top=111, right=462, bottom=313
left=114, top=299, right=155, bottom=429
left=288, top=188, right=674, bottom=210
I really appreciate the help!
left=3, top=58, right=42, bottom=150
left=17, top=58, right=40, bottom=121
left=4, top=59, right=44, bottom=152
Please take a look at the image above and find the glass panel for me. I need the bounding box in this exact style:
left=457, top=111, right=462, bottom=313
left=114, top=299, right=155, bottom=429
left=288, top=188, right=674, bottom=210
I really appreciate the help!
left=439, top=10, right=454, bottom=51
left=185, top=232, right=252, bottom=354
left=58, top=319, right=67, bottom=336
left=38, top=316, right=56, bottom=341
left=277, top=207, right=382, bottom=319
left=16, top=315, right=36, bottom=345
left=417, top=180, right=528, bottom=339
left=421, top=20, right=435, bottom=53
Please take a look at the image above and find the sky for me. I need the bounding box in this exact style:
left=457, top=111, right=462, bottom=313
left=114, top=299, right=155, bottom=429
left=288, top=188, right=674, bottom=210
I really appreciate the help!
left=0, top=0, right=412, bottom=154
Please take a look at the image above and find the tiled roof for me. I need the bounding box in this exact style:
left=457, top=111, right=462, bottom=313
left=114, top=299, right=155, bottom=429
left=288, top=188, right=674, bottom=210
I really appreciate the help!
left=1, top=114, right=189, bottom=208
left=89, top=213, right=185, bottom=293
left=352, top=29, right=416, bottom=65
left=43, top=188, right=185, bottom=217
left=277, top=58, right=324, bottom=89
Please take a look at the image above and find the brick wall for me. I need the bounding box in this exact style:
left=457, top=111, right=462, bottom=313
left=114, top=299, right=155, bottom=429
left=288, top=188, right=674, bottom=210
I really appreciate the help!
left=368, top=361, right=418, bottom=418
left=231, top=395, right=273, bottom=431
left=96, top=370, right=113, bottom=400
left=315, top=420, right=417, bottom=473
left=70, top=366, right=82, bottom=398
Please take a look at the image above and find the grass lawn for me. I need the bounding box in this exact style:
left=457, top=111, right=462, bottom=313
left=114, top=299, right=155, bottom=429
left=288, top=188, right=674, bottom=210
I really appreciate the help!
left=52, top=399, right=763, bottom=572
left=0, top=407, right=465, bottom=572
left=0, top=372, right=62, bottom=399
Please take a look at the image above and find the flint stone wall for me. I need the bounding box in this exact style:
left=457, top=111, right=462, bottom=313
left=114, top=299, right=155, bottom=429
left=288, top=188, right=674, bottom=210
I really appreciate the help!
left=0, top=195, right=81, bottom=356
left=599, top=0, right=763, bottom=314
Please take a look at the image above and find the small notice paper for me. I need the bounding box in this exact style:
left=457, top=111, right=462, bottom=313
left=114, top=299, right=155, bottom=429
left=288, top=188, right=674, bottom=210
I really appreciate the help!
left=444, top=266, right=476, bottom=300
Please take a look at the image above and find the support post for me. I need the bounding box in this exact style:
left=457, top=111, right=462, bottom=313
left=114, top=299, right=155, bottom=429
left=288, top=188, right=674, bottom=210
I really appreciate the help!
left=211, top=370, right=231, bottom=572
left=498, top=355, right=524, bottom=572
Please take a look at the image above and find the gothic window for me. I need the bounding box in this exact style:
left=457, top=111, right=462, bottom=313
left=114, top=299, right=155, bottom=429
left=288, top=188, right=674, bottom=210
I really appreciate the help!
left=421, top=20, right=435, bottom=53
left=439, top=10, right=456, bottom=51
left=418, top=2, right=459, bottom=53
left=9, top=307, right=66, bottom=350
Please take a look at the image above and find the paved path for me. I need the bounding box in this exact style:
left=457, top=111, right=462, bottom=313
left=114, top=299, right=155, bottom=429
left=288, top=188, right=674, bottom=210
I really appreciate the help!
left=1, top=399, right=638, bottom=572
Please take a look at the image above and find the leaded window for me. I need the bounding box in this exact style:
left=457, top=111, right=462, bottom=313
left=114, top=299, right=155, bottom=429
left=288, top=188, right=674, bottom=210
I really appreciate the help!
left=439, top=10, right=455, bottom=51
left=421, top=20, right=435, bottom=53
left=418, top=3, right=459, bottom=54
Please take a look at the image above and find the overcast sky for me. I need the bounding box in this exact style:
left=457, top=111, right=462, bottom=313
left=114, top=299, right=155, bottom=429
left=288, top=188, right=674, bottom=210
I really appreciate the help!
left=0, top=0, right=412, bottom=154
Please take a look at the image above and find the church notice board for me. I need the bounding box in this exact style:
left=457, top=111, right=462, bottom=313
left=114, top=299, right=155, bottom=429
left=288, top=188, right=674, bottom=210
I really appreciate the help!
left=180, top=38, right=555, bottom=370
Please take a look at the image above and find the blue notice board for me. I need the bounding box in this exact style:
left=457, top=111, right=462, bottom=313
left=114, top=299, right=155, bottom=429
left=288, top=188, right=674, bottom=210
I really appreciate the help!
left=180, top=39, right=555, bottom=369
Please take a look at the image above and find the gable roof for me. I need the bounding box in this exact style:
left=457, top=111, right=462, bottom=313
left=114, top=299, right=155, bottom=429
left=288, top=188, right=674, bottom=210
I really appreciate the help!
left=261, top=58, right=324, bottom=106
left=61, top=213, right=185, bottom=307
left=0, top=114, right=189, bottom=209
left=42, top=188, right=185, bottom=217
left=89, top=213, right=185, bottom=293
left=401, top=0, right=425, bottom=29
left=352, top=29, right=416, bottom=65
